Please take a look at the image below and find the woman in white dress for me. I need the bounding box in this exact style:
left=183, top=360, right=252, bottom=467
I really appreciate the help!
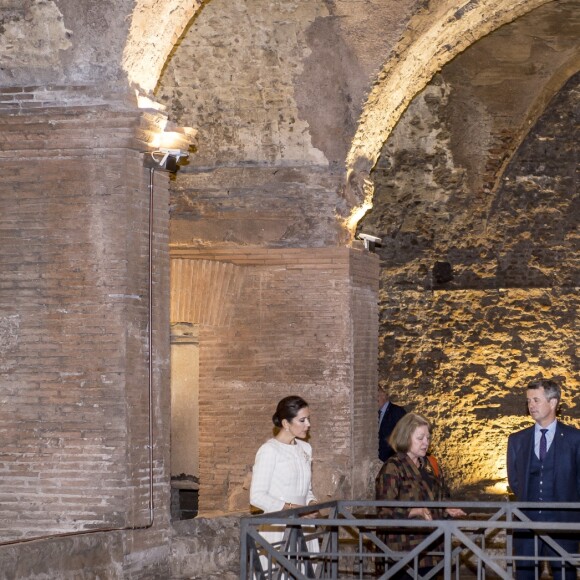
left=250, top=395, right=319, bottom=575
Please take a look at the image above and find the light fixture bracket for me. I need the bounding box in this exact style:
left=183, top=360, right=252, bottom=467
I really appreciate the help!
left=145, top=148, right=190, bottom=173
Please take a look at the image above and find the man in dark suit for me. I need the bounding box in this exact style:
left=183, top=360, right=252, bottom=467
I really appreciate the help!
left=507, top=377, right=580, bottom=580
left=378, top=389, right=406, bottom=462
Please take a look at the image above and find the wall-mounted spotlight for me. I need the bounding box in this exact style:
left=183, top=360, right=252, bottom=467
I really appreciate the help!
left=358, top=233, right=382, bottom=252
left=145, top=125, right=197, bottom=174
left=149, top=148, right=189, bottom=173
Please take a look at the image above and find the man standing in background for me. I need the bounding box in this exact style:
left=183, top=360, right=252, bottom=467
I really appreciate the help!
left=378, top=389, right=407, bottom=462
left=507, top=377, right=580, bottom=580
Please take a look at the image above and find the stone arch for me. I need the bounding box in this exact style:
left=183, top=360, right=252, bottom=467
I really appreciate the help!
left=355, top=0, right=580, bottom=491
left=343, top=0, right=554, bottom=232
left=123, top=1, right=207, bottom=94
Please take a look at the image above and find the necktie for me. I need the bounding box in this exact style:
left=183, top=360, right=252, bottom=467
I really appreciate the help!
left=539, top=429, right=548, bottom=461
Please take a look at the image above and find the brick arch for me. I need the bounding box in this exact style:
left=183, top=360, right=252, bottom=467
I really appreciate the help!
left=123, top=1, right=206, bottom=94
left=343, top=0, right=553, bottom=232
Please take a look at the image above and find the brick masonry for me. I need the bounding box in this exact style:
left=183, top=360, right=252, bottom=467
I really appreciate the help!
left=170, top=247, right=380, bottom=512
left=0, top=102, right=172, bottom=572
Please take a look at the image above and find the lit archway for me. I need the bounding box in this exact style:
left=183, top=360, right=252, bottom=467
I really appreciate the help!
left=343, top=0, right=554, bottom=233
left=123, top=0, right=206, bottom=95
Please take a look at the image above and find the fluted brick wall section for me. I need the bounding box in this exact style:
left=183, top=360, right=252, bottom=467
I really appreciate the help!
left=349, top=249, right=381, bottom=495
left=171, top=259, right=244, bottom=326
left=170, top=247, right=380, bottom=512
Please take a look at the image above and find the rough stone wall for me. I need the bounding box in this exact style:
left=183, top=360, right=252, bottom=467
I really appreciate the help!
left=170, top=516, right=240, bottom=579
left=0, top=0, right=135, bottom=87
left=156, top=0, right=418, bottom=169
left=157, top=0, right=351, bottom=248
left=156, top=0, right=330, bottom=167
left=378, top=288, right=577, bottom=491
left=359, top=52, right=579, bottom=492
left=156, top=0, right=437, bottom=248
left=170, top=248, right=379, bottom=512
left=0, top=532, right=125, bottom=579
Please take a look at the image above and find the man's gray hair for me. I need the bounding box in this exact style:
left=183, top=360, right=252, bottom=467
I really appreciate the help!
left=527, top=378, right=561, bottom=403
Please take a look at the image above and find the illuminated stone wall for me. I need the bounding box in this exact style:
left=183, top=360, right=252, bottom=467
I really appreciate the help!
left=362, top=62, right=579, bottom=494
left=379, top=288, right=577, bottom=493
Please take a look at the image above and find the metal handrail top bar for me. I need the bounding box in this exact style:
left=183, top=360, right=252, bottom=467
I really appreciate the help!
left=243, top=499, right=580, bottom=530
left=242, top=516, right=580, bottom=531
left=248, top=499, right=580, bottom=517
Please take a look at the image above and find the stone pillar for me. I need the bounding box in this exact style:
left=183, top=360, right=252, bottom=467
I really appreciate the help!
left=0, top=88, right=171, bottom=557
left=170, top=323, right=200, bottom=482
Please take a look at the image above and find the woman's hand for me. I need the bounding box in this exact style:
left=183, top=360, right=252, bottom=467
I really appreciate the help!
left=445, top=508, right=466, bottom=518
left=283, top=502, right=300, bottom=510
left=283, top=501, right=319, bottom=518
left=408, top=507, right=432, bottom=520
left=302, top=500, right=320, bottom=519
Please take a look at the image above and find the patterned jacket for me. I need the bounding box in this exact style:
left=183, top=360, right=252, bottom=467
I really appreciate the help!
left=375, top=453, right=450, bottom=568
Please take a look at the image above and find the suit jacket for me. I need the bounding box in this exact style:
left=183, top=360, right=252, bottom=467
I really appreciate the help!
left=507, top=421, right=580, bottom=521
left=379, top=402, right=406, bottom=462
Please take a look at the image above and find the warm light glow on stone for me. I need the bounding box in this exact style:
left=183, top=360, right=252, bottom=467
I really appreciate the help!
left=345, top=200, right=373, bottom=234
left=388, top=288, right=579, bottom=494
left=151, top=130, right=197, bottom=151
left=344, top=174, right=375, bottom=234
left=137, top=104, right=197, bottom=151
left=136, top=92, right=164, bottom=111
left=485, top=481, right=509, bottom=495
left=344, top=0, right=551, bottom=208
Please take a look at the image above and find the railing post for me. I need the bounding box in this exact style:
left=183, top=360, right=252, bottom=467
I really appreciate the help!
left=330, top=505, right=339, bottom=578
left=240, top=518, right=248, bottom=580
left=505, top=503, right=514, bottom=578
left=444, top=524, right=452, bottom=580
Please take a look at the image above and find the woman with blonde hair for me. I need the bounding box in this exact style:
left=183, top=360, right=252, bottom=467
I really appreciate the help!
left=375, top=412, right=465, bottom=578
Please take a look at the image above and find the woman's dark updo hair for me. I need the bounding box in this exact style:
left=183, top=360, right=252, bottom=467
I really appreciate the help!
left=272, top=395, right=309, bottom=428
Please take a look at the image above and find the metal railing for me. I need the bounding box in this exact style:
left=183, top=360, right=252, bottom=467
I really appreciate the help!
left=240, top=500, right=580, bottom=579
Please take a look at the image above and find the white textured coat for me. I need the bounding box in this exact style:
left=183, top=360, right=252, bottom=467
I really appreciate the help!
left=250, top=438, right=316, bottom=512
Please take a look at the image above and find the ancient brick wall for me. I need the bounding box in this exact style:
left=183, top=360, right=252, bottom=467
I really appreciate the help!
left=170, top=247, right=379, bottom=512
left=349, top=249, right=382, bottom=493
left=0, top=92, right=171, bottom=566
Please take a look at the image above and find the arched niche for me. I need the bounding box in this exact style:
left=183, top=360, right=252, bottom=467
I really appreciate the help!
left=123, top=1, right=206, bottom=94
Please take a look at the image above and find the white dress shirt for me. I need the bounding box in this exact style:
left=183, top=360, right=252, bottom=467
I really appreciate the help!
left=378, top=401, right=390, bottom=425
